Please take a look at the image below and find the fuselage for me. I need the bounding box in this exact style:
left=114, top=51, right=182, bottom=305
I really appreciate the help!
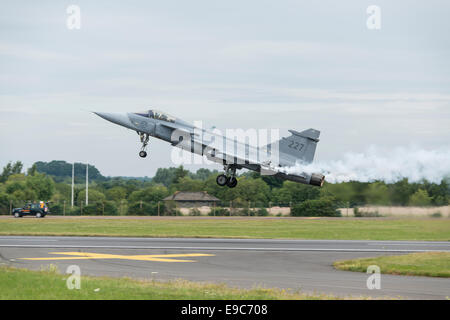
left=94, top=110, right=325, bottom=187
left=96, top=111, right=275, bottom=168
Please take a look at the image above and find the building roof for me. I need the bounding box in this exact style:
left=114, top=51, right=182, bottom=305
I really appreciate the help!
left=163, top=191, right=220, bottom=202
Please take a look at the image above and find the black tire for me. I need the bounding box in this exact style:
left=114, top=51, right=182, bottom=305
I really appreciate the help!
left=36, top=212, right=42, bottom=218
left=13, top=212, right=21, bottom=218
left=216, top=174, right=228, bottom=186
left=139, top=151, right=147, bottom=158
left=227, top=177, right=238, bottom=188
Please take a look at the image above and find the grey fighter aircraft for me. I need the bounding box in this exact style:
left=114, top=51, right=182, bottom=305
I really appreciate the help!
left=94, top=110, right=325, bottom=188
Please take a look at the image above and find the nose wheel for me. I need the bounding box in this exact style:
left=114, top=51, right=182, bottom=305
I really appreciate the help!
left=138, top=132, right=149, bottom=158
left=139, top=151, right=147, bottom=158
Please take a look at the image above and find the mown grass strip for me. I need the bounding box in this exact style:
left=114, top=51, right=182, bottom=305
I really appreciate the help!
left=334, top=252, right=450, bottom=278
left=0, top=265, right=343, bottom=300
left=0, top=217, right=449, bottom=241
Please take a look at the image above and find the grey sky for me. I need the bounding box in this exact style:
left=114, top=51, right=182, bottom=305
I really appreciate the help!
left=1, top=1, right=449, bottom=177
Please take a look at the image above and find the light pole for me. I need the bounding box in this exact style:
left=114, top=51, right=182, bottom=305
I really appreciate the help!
left=86, top=162, right=89, bottom=206
left=71, top=163, right=74, bottom=208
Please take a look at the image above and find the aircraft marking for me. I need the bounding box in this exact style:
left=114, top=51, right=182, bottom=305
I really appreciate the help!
left=20, top=252, right=215, bottom=262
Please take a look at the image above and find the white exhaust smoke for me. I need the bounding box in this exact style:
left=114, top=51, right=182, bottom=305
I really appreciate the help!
left=285, top=146, right=450, bottom=184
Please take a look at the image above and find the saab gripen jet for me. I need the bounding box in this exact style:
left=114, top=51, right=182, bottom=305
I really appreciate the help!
left=94, top=110, right=325, bottom=188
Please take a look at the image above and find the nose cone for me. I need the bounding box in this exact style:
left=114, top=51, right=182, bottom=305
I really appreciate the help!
left=94, top=112, right=135, bottom=129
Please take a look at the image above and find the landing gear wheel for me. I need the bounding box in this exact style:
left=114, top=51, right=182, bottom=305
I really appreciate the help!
left=139, top=151, right=147, bottom=158
left=137, top=132, right=150, bottom=158
left=227, top=177, right=238, bottom=188
left=216, top=174, right=228, bottom=186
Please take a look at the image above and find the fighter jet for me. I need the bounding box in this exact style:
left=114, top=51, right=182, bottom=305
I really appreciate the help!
left=94, top=110, right=325, bottom=188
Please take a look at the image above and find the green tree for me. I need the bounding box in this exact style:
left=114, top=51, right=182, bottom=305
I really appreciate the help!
left=171, top=177, right=205, bottom=193
left=173, top=165, right=189, bottom=184
left=77, top=189, right=106, bottom=204
left=271, top=187, right=292, bottom=205
left=234, top=178, right=271, bottom=204
left=53, top=183, right=71, bottom=202
left=4, top=174, right=38, bottom=201
left=34, top=161, right=106, bottom=183
left=0, top=161, right=23, bottom=183
left=26, top=173, right=55, bottom=200
left=27, top=164, right=37, bottom=176
left=204, top=176, right=271, bottom=206
left=320, top=182, right=356, bottom=206
left=364, top=182, right=390, bottom=205
left=80, top=201, right=118, bottom=215
left=128, top=201, right=163, bottom=216
left=189, top=168, right=217, bottom=181
left=106, top=186, right=128, bottom=201
left=6, top=178, right=25, bottom=194
left=389, top=179, right=416, bottom=205
left=127, top=185, right=169, bottom=203
left=153, top=167, right=177, bottom=187
left=0, top=192, right=10, bottom=214
left=272, top=181, right=320, bottom=205
left=409, top=189, right=432, bottom=206
left=421, top=181, right=449, bottom=206
left=291, top=199, right=340, bottom=217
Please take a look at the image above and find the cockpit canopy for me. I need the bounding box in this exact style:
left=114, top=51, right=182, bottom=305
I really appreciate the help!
left=135, top=110, right=176, bottom=123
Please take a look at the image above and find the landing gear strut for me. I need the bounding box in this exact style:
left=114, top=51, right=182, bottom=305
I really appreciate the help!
left=216, top=165, right=238, bottom=188
left=138, top=132, right=149, bottom=158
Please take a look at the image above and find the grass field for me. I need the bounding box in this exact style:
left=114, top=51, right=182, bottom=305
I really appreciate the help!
left=334, top=252, right=450, bottom=277
left=0, top=265, right=338, bottom=300
left=0, top=216, right=449, bottom=240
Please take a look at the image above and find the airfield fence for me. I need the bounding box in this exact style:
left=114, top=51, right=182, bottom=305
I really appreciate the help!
left=1, top=199, right=296, bottom=217
left=3, top=200, right=447, bottom=218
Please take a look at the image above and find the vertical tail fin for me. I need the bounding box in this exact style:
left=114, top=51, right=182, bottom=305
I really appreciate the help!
left=276, top=128, right=320, bottom=165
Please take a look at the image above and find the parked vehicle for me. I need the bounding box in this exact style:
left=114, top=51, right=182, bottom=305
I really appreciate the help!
left=12, top=202, right=49, bottom=218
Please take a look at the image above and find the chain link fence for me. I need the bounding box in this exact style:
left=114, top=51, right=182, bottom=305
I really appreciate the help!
left=1, top=199, right=348, bottom=217
left=0, top=199, right=300, bottom=216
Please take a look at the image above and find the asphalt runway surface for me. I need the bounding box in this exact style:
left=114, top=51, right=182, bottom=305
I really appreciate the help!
left=0, top=236, right=449, bottom=299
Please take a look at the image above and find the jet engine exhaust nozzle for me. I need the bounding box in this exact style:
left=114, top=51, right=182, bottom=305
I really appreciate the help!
left=310, top=173, right=325, bottom=187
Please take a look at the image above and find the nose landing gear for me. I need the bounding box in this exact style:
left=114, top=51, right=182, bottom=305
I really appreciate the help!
left=138, top=132, right=149, bottom=158
left=216, top=165, right=238, bottom=188
left=139, top=150, right=147, bottom=158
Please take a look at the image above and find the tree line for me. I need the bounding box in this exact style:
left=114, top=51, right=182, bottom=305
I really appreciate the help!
left=0, top=160, right=449, bottom=216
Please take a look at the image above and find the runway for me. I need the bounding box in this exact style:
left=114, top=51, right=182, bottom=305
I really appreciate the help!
left=0, top=236, right=449, bottom=299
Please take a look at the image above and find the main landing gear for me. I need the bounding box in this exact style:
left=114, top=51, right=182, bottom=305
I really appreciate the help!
left=216, top=165, right=238, bottom=188
left=138, top=132, right=149, bottom=158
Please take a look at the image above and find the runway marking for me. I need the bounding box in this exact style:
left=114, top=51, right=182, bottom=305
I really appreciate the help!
left=5, top=245, right=449, bottom=252
left=19, top=252, right=215, bottom=263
